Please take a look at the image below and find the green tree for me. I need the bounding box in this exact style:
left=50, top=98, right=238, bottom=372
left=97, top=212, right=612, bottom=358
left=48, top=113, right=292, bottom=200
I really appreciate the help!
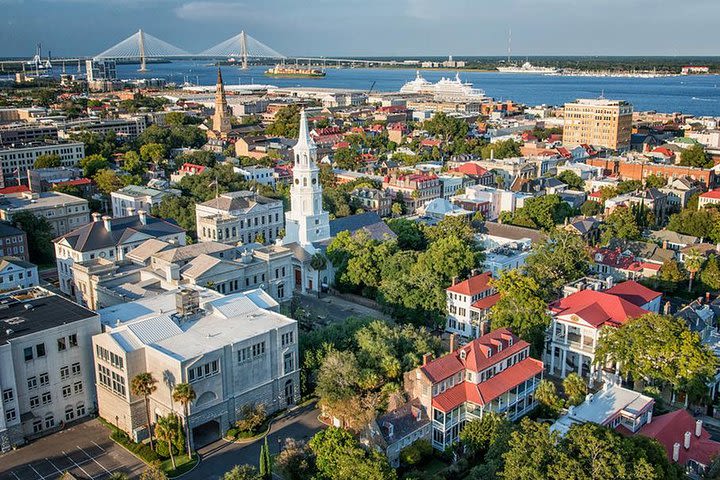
left=601, top=207, right=641, bottom=244
left=386, top=218, right=426, bottom=250
left=80, top=154, right=109, bottom=178
left=140, top=143, right=167, bottom=165
left=524, top=230, right=589, bottom=300
left=580, top=200, right=602, bottom=217
left=152, top=196, right=196, bottom=235
left=489, top=271, right=551, bottom=355
left=500, top=418, right=557, bottom=480
left=93, top=169, right=136, bottom=196
left=685, top=248, right=705, bottom=292
left=333, top=147, right=360, bottom=170
left=258, top=437, right=271, bottom=479
left=139, top=465, right=167, bottom=480
left=680, top=143, right=712, bottom=168
left=616, top=180, right=643, bottom=195
left=398, top=439, right=432, bottom=467
left=460, top=412, right=512, bottom=460
left=659, top=258, right=688, bottom=288
left=701, top=255, right=720, bottom=291
left=222, top=465, right=260, bottom=480
left=644, top=174, right=667, bottom=189
left=155, top=413, right=180, bottom=469
left=266, top=105, right=301, bottom=138
left=34, top=153, right=61, bottom=169
left=11, top=211, right=54, bottom=264
left=482, top=139, right=521, bottom=160
left=172, top=383, right=196, bottom=456
left=275, top=438, right=314, bottom=480
left=667, top=208, right=720, bottom=244
left=165, top=112, right=187, bottom=127
left=122, top=151, right=145, bottom=176
left=504, top=194, right=573, bottom=231
left=309, top=427, right=396, bottom=480
left=594, top=313, right=718, bottom=399
left=534, top=379, right=564, bottom=417
left=424, top=215, right=476, bottom=246
left=562, top=373, right=587, bottom=406
left=556, top=170, right=584, bottom=190
left=423, top=112, right=469, bottom=141
left=131, top=373, right=158, bottom=450
left=390, top=202, right=403, bottom=217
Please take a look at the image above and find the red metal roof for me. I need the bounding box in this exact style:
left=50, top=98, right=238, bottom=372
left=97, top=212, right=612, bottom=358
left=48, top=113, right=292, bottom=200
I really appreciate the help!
left=471, top=293, right=500, bottom=311
left=637, top=409, right=720, bottom=467
left=431, top=357, right=543, bottom=411
left=550, top=289, right=649, bottom=328
left=54, top=178, right=92, bottom=187
left=0, top=185, right=29, bottom=194
left=447, top=271, right=493, bottom=295
left=700, top=189, right=720, bottom=200
left=605, top=280, right=661, bottom=307
left=454, top=163, right=489, bottom=176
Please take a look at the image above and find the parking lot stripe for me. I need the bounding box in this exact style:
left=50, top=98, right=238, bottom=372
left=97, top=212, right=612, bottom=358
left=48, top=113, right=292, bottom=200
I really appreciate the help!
left=10, top=472, right=22, bottom=480
left=44, top=458, right=63, bottom=476
left=77, top=445, right=111, bottom=475
left=91, top=441, right=105, bottom=452
left=62, top=450, right=93, bottom=479
left=28, top=464, right=44, bottom=480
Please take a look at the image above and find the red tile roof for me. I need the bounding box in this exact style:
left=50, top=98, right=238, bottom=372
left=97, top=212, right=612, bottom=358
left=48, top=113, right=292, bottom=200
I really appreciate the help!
left=420, top=139, right=442, bottom=147
left=550, top=289, right=649, bottom=328
left=652, top=147, right=675, bottom=158
left=454, top=163, right=489, bottom=176
left=605, top=280, right=661, bottom=307
left=447, top=271, right=493, bottom=295
left=637, top=409, right=720, bottom=467
left=700, top=189, right=720, bottom=200
left=432, top=357, right=543, bottom=411
left=54, top=178, right=92, bottom=187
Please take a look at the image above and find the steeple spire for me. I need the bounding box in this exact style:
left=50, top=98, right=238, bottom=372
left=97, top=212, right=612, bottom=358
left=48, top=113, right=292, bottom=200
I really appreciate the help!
left=295, top=108, right=315, bottom=153
left=212, top=66, right=231, bottom=135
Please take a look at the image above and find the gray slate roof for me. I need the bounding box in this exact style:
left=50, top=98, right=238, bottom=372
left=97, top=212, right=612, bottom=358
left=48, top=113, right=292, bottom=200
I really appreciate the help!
left=54, top=215, right=185, bottom=252
left=328, top=212, right=397, bottom=241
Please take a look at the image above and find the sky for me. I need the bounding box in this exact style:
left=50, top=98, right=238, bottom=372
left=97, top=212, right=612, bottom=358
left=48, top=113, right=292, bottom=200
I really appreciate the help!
left=2, top=0, right=720, bottom=58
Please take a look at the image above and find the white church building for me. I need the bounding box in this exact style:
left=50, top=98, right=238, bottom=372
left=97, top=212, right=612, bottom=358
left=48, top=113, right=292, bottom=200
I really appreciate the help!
left=282, top=110, right=395, bottom=294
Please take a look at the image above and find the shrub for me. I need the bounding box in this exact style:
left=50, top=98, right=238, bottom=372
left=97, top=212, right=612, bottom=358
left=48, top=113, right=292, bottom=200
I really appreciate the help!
left=110, top=428, right=160, bottom=463
left=235, top=403, right=267, bottom=434
left=226, top=427, right=238, bottom=439
left=399, top=439, right=433, bottom=467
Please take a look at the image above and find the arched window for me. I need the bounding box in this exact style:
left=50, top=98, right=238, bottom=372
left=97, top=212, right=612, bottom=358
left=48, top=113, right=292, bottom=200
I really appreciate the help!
left=65, top=406, right=75, bottom=421
left=76, top=402, right=86, bottom=417
left=44, top=414, right=55, bottom=429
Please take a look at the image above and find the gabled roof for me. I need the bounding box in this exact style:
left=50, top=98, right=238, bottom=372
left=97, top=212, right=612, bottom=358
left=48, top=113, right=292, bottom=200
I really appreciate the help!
left=637, top=409, right=720, bottom=467
left=550, top=288, right=649, bottom=328
left=447, top=271, right=493, bottom=296
left=700, top=189, right=720, bottom=200
left=454, top=163, right=489, bottom=176
left=605, top=280, right=662, bottom=307
left=54, top=215, right=184, bottom=252
left=328, top=212, right=397, bottom=242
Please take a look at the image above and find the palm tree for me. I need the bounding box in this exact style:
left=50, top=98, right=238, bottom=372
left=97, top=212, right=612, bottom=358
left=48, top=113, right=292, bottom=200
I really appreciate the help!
left=155, top=413, right=179, bottom=470
left=131, top=372, right=158, bottom=450
left=172, top=383, right=196, bottom=456
left=685, top=248, right=705, bottom=292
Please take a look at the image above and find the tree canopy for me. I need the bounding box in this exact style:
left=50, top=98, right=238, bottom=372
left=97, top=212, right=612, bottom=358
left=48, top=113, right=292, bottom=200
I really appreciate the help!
left=524, top=230, right=589, bottom=300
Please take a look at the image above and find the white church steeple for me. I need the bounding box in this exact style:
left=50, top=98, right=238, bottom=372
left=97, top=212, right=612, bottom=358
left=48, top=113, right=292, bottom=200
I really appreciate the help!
left=282, top=109, right=330, bottom=247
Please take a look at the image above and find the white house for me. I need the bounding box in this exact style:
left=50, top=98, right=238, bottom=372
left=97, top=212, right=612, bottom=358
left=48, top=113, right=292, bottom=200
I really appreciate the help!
left=0, top=257, right=38, bottom=291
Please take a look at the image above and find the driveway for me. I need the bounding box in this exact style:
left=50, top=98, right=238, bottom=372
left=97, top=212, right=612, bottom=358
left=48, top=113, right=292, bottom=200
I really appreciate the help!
left=0, top=419, right=145, bottom=480
left=191, top=403, right=324, bottom=479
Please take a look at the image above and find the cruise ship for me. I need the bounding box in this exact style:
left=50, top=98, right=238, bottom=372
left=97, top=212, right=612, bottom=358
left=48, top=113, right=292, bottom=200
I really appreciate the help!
left=400, top=71, right=488, bottom=101
left=497, top=62, right=558, bottom=74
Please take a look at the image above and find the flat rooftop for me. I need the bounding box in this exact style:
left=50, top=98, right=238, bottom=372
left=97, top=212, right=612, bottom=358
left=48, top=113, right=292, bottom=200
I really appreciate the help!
left=0, top=191, right=86, bottom=211
left=0, top=287, right=98, bottom=344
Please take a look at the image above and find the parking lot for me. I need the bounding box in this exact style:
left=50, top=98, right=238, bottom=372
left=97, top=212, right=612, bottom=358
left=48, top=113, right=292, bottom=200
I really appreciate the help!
left=0, top=419, right=145, bottom=480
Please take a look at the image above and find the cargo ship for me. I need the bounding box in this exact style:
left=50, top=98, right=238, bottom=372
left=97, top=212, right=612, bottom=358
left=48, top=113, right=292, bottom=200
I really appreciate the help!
left=265, top=65, right=326, bottom=78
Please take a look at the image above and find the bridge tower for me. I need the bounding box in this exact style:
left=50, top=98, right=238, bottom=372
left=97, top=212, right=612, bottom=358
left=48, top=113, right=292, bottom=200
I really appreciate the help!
left=240, top=31, right=248, bottom=70
left=138, top=29, right=148, bottom=72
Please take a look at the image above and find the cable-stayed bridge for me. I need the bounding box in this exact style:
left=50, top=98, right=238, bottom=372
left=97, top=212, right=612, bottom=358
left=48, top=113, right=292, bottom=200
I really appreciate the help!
left=0, top=28, right=397, bottom=71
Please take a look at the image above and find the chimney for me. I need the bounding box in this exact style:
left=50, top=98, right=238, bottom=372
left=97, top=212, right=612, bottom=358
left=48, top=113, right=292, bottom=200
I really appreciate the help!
left=706, top=292, right=711, bottom=303
left=673, top=442, right=680, bottom=462
left=664, top=301, right=672, bottom=315
left=696, top=419, right=703, bottom=437
left=91, top=212, right=102, bottom=223
left=102, top=215, right=112, bottom=232
left=449, top=333, right=457, bottom=353
left=684, top=431, right=691, bottom=450
left=138, top=209, right=147, bottom=225
left=646, top=410, right=653, bottom=424
left=662, top=240, right=668, bottom=250
left=422, top=353, right=432, bottom=366
left=126, top=207, right=135, bottom=216
left=451, top=276, right=459, bottom=286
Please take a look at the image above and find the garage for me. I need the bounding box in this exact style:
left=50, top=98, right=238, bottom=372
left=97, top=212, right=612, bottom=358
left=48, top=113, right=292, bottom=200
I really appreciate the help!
left=192, top=419, right=221, bottom=448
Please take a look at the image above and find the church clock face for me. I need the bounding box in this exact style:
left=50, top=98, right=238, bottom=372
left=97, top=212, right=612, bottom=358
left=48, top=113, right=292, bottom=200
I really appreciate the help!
left=312, top=178, right=317, bottom=184
left=295, top=179, right=300, bottom=185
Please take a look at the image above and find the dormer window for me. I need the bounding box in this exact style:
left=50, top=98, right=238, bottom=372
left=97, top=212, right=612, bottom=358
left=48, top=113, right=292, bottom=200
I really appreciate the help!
left=459, top=350, right=467, bottom=360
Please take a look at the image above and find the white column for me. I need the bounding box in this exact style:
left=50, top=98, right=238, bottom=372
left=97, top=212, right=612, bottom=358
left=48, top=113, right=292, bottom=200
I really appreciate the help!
left=561, top=349, right=567, bottom=377
left=550, top=347, right=556, bottom=373
left=577, top=354, right=583, bottom=375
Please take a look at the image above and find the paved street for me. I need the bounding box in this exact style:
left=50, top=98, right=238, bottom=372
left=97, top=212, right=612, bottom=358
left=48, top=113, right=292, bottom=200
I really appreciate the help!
left=296, top=293, right=390, bottom=327
left=191, top=403, right=324, bottom=479
left=0, top=419, right=145, bottom=480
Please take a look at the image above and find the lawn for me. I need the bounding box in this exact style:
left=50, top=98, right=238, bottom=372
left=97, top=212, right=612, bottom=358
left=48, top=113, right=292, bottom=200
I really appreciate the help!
left=162, top=453, right=199, bottom=478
